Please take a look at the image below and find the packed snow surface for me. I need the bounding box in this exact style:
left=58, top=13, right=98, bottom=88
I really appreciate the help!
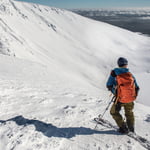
left=0, top=0, right=150, bottom=149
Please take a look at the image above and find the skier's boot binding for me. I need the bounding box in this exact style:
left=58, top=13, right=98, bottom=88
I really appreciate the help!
left=118, top=123, right=129, bottom=134
left=128, top=126, right=134, bottom=133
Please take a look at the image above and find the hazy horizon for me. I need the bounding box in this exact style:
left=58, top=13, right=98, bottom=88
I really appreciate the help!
left=16, top=0, right=150, bottom=9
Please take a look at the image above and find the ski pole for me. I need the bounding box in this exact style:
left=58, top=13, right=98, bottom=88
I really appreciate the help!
left=94, top=95, right=115, bottom=129
left=99, top=95, right=115, bottom=118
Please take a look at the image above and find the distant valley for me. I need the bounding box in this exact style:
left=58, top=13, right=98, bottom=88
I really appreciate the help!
left=72, top=8, right=150, bottom=36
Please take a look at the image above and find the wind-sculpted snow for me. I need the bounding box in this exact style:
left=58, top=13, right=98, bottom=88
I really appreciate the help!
left=0, top=74, right=150, bottom=150
left=0, top=0, right=150, bottom=150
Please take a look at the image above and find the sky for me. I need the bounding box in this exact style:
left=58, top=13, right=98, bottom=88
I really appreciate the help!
left=16, top=0, right=150, bottom=9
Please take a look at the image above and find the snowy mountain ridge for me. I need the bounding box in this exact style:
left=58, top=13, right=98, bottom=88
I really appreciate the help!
left=0, top=0, right=150, bottom=149
left=0, top=0, right=150, bottom=69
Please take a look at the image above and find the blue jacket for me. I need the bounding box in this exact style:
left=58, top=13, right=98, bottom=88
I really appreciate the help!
left=106, top=68, right=139, bottom=94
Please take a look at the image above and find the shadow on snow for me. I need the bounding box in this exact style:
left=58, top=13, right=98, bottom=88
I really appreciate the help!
left=0, top=115, right=118, bottom=138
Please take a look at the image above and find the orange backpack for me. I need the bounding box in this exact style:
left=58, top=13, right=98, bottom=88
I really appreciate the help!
left=116, top=72, right=136, bottom=103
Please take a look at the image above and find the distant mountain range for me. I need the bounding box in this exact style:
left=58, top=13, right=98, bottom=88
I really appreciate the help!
left=72, top=8, right=150, bottom=35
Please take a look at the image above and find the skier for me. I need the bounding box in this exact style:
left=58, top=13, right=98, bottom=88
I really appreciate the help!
left=106, top=57, right=139, bottom=133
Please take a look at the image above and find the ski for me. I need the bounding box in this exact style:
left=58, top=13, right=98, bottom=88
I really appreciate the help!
left=94, top=117, right=150, bottom=150
left=94, top=117, right=117, bottom=129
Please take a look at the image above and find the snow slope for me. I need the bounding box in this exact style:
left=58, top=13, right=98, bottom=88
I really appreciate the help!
left=0, top=0, right=150, bottom=149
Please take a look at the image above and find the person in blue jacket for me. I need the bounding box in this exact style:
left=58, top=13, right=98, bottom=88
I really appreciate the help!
left=106, top=57, right=140, bottom=133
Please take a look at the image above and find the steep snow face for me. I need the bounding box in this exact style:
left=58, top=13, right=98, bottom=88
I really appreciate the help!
left=0, top=0, right=150, bottom=66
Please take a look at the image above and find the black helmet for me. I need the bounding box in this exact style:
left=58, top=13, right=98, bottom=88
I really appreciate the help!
left=117, top=57, right=128, bottom=67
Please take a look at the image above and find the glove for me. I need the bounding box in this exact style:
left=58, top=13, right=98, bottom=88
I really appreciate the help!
left=107, top=85, right=113, bottom=91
